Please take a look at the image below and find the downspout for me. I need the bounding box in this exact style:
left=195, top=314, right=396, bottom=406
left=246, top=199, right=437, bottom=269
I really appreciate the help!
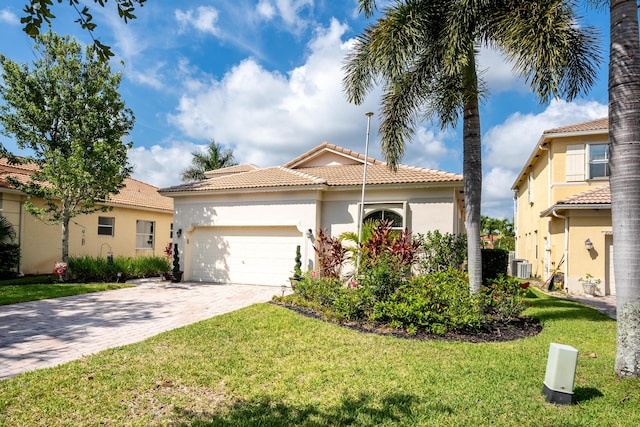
left=552, top=209, right=568, bottom=290
left=539, top=144, right=551, bottom=279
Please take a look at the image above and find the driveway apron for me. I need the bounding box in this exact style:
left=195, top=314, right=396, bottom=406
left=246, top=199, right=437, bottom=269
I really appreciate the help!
left=0, top=280, right=282, bottom=380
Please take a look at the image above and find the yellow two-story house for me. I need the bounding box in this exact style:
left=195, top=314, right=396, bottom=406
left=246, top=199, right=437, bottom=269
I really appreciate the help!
left=512, top=118, right=612, bottom=296
left=1, top=158, right=174, bottom=275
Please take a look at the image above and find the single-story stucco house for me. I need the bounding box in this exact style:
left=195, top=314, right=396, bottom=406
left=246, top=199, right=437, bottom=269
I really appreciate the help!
left=0, top=158, right=174, bottom=274
left=160, top=142, right=464, bottom=286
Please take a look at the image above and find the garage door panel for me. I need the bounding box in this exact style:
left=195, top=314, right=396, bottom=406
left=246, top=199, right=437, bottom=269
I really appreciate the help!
left=190, top=226, right=301, bottom=286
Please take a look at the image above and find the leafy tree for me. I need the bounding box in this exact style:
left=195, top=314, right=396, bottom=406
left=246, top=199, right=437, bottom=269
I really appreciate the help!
left=481, top=216, right=514, bottom=249
left=180, top=139, right=238, bottom=182
left=21, top=0, right=146, bottom=60
left=0, top=31, right=135, bottom=268
left=343, top=0, right=600, bottom=294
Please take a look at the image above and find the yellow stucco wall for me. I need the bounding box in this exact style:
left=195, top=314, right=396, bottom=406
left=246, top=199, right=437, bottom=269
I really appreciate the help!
left=513, top=130, right=611, bottom=295
left=2, top=195, right=173, bottom=275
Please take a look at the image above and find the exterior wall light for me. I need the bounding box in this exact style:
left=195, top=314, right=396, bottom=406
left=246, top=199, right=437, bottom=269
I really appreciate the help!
left=585, top=238, right=593, bottom=251
left=176, top=228, right=182, bottom=238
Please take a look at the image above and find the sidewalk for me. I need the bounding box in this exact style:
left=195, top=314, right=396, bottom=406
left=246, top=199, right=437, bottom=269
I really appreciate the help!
left=0, top=280, right=283, bottom=380
left=543, top=289, right=617, bottom=320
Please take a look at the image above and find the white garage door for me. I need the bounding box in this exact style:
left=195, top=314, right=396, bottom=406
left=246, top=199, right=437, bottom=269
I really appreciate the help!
left=190, top=226, right=302, bottom=286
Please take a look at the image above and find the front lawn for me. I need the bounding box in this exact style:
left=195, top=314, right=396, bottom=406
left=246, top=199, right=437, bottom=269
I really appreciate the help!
left=0, top=282, right=134, bottom=305
left=1, top=289, right=638, bottom=426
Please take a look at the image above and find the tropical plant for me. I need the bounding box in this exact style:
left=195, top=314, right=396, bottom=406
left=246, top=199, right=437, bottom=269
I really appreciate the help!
left=343, top=0, right=601, bottom=295
left=0, top=31, right=134, bottom=273
left=0, top=215, right=16, bottom=244
left=313, top=228, right=349, bottom=279
left=180, top=139, right=238, bottom=182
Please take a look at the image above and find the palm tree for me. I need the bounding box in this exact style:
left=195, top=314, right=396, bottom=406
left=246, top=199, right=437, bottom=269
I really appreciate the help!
left=343, top=0, right=600, bottom=294
left=603, top=0, right=640, bottom=377
left=180, top=139, right=238, bottom=182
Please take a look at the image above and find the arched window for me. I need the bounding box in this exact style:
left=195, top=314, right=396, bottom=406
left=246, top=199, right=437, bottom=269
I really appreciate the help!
left=364, top=210, right=403, bottom=230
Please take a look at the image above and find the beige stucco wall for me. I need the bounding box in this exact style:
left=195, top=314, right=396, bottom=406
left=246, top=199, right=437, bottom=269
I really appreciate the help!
left=2, top=195, right=173, bottom=275
left=171, top=185, right=464, bottom=281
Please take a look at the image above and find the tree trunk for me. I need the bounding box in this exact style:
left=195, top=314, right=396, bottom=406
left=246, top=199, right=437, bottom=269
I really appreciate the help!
left=61, top=201, right=71, bottom=280
left=610, top=0, right=640, bottom=377
left=463, top=49, right=483, bottom=294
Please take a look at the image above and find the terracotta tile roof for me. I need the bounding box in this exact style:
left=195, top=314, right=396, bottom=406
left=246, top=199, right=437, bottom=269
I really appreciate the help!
left=556, top=183, right=611, bottom=205
left=299, top=164, right=462, bottom=186
left=161, top=166, right=327, bottom=192
left=203, top=164, right=260, bottom=178
left=544, top=117, right=608, bottom=134
left=0, top=158, right=172, bottom=212
left=284, top=142, right=385, bottom=168
left=161, top=162, right=462, bottom=194
left=106, top=178, right=173, bottom=211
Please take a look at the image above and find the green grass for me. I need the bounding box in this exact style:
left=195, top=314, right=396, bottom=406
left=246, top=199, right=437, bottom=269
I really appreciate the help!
left=1, top=290, right=638, bottom=426
left=0, top=282, right=134, bottom=305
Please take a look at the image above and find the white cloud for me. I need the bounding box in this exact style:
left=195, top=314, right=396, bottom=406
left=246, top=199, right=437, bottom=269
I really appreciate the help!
left=0, top=9, right=19, bottom=25
left=481, top=99, right=608, bottom=219
left=255, top=0, right=313, bottom=31
left=128, top=141, right=205, bottom=188
left=175, top=6, right=221, bottom=36
left=478, top=47, right=527, bottom=94
left=256, top=0, right=277, bottom=20
left=167, top=18, right=381, bottom=167
left=403, top=127, right=456, bottom=170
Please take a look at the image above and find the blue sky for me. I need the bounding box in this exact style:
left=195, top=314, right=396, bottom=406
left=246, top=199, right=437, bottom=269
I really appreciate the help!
left=0, top=1, right=610, bottom=219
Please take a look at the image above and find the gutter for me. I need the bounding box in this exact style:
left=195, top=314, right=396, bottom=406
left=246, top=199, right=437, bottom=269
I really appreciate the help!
left=550, top=208, right=569, bottom=288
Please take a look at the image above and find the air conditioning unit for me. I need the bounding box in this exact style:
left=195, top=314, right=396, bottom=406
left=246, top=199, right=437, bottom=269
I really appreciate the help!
left=517, top=262, right=532, bottom=279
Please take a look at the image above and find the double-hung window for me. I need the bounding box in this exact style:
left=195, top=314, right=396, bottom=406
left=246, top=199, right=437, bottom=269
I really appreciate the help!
left=136, top=220, right=155, bottom=249
left=588, top=144, right=610, bottom=179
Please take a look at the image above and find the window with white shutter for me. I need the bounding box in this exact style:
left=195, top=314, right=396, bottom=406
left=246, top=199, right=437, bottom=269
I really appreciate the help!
left=566, top=144, right=585, bottom=182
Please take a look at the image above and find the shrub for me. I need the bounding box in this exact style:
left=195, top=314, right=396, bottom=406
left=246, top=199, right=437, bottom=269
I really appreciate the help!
left=371, top=270, right=485, bottom=335
left=332, top=285, right=375, bottom=322
left=416, top=231, right=467, bottom=274
left=292, top=273, right=343, bottom=309
left=481, top=248, right=509, bottom=284
left=481, top=275, right=529, bottom=321
left=0, top=243, right=20, bottom=279
left=357, top=254, right=406, bottom=300
left=67, top=255, right=170, bottom=283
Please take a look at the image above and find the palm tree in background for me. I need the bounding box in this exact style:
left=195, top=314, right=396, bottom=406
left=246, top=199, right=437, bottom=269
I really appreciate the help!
left=180, top=139, right=238, bottom=182
left=343, top=0, right=600, bottom=294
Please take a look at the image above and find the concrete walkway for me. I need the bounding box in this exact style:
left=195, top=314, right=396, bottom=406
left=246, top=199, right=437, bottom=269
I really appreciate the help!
left=0, top=280, right=284, bottom=380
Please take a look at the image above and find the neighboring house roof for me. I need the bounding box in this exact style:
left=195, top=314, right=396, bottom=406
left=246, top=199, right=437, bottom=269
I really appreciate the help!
left=160, top=143, right=462, bottom=195
left=203, top=164, right=260, bottom=179
left=540, top=183, right=611, bottom=217
left=543, top=117, right=609, bottom=134
left=0, top=158, right=173, bottom=212
left=511, top=117, right=608, bottom=190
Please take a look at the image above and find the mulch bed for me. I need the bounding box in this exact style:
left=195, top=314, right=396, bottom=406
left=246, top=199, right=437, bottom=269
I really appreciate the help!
left=271, top=301, right=542, bottom=343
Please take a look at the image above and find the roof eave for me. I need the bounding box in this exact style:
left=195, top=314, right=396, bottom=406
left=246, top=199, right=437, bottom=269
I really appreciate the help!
left=540, top=203, right=611, bottom=217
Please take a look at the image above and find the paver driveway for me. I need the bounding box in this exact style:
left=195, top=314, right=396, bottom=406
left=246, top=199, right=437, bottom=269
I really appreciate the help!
left=0, top=280, right=283, bottom=379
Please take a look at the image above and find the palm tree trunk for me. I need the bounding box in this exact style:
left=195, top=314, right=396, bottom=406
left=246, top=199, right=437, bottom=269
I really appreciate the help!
left=462, top=48, right=483, bottom=294
left=610, top=0, right=640, bottom=377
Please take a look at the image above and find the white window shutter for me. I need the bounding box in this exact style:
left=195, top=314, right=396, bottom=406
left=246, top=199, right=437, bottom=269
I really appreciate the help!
left=566, top=144, right=585, bottom=182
